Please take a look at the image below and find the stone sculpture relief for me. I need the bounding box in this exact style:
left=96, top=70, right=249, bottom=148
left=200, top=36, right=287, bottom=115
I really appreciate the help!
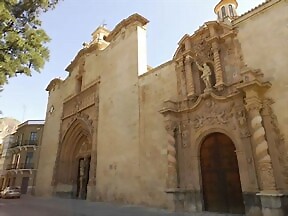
left=192, top=99, right=234, bottom=130
left=196, top=62, right=212, bottom=90
left=235, top=108, right=250, bottom=138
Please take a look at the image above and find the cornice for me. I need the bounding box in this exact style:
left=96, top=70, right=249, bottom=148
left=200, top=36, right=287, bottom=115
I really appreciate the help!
left=232, top=0, right=281, bottom=25
left=46, top=78, right=63, bottom=92
left=65, top=43, right=99, bottom=73
left=105, top=13, right=149, bottom=42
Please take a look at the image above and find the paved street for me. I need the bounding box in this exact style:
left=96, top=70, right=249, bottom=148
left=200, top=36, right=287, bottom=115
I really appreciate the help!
left=0, top=196, right=243, bottom=216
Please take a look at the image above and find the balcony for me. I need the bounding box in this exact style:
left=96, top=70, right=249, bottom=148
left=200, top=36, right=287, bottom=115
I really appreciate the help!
left=6, top=163, right=34, bottom=170
left=22, top=140, right=38, bottom=146
left=9, top=142, right=20, bottom=148
left=9, top=140, right=38, bottom=149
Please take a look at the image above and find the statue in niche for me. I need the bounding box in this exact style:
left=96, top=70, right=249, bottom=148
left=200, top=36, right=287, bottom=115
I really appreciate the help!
left=196, top=62, right=212, bottom=90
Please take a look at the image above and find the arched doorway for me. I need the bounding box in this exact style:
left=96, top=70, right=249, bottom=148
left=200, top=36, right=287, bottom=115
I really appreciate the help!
left=55, top=119, right=92, bottom=200
left=200, top=133, right=244, bottom=214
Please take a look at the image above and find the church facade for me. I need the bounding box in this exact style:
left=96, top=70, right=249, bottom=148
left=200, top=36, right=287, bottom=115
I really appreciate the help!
left=35, top=0, right=288, bottom=215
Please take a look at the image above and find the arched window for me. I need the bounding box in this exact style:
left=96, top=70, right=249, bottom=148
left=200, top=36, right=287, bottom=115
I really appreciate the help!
left=229, top=4, right=234, bottom=17
left=221, top=6, right=226, bottom=18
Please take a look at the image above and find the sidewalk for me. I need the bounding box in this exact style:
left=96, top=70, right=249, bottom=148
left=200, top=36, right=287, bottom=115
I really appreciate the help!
left=0, top=195, right=244, bottom=216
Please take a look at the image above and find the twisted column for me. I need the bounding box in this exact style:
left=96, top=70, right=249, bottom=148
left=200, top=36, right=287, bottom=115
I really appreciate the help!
left=246, top=99, right=277, bottom=191
left=212, top=43, right=224, bottom=90
left=165, top=121, right=178, bottom=189
left=184, top=55, right=195, bottom=98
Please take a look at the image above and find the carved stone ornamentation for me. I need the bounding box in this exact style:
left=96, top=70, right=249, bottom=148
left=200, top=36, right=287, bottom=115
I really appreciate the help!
left=165, top=120, right=178, bottom=189
left=192, top=38, right=213, bottom=63
left=258, top=162, right=277, bottom=190
left=262, top=98, right=288, bottom=186
left=246, top=98, right=277, bottom=191
left=235, top=108, right=250, bottom=138
left=196, top=62, right=212, bottom=91
left=263, top=98, right=286, bottom=146
left=78, top=142, right=90, bottom=156
left=192, top=100, right=234, bottom=131
left=61, top=113, right=94, bottom=142
left=211, top=44, right=224, bottom=90
left=63, top=84, right=99, bottom=119
left=184, top=55, right=195, bottom=97
left=180, top=122, right=190, bottom=148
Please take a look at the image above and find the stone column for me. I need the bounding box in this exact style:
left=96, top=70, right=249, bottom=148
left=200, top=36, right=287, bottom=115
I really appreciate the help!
left=175, top=59, right=187, bottom=98
left=165, top=120, right=178, bottom=189
left=184, top=55, right=195, bottom=98
left=245, top=97, right=277, bottom=193
left=211, top=43, right=224, bottom=91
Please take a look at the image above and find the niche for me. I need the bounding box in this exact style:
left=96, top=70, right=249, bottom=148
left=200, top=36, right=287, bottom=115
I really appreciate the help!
left=192, top=61, right=216, bottom=94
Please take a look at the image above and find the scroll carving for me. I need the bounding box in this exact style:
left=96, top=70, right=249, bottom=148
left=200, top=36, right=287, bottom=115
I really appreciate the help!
left=192, top=100, right=234, bottom=130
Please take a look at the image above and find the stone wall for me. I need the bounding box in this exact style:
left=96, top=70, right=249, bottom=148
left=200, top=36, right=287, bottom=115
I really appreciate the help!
left=95, top=23, right=143, bottom=204
left=138, top=61, right=177, bottom=208
left=234, top=0, right=288, bottom=145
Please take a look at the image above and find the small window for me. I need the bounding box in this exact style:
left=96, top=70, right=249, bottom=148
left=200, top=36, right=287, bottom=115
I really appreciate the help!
left=25, top=152, right=34, bottom=167
left=221, top=6, right=226, bottom=18
left=30, top=132, right=37, bottom=141
left=229, top=4, right=234, bottom=17
left=19, top=133, right=23, bottom=145
left=15, top=153, right=20, bottom=168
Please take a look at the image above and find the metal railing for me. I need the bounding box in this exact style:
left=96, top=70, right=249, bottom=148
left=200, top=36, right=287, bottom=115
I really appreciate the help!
left=9, top=142, right=20, bottom=148
left=22, top=140, right=38, bottom=146
left=6, top=163, right=34, bottom=170
left=9, top=140, right=38, bottom=149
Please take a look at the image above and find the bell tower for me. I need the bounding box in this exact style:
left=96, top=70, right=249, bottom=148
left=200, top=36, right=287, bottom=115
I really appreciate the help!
left=214, top=0, right=238, bottom=22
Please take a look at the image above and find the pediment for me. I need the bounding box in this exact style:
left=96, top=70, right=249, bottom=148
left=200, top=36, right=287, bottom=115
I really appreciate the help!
left=173, top=21, right=234, bottom=61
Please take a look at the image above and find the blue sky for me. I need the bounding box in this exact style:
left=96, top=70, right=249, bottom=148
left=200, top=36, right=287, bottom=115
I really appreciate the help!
left=0, top=0, right=265, bottom=122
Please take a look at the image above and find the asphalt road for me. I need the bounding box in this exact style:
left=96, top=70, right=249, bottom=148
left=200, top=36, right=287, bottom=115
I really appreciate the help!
left=0, top=195, right=243, bottom=216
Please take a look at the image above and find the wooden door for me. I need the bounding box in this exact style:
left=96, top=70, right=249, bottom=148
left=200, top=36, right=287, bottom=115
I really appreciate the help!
left=76, top=157, right=91, bottom=200
left=200, top=133, right=244, bottom=214
left=21, top=177, right=29, bottom=194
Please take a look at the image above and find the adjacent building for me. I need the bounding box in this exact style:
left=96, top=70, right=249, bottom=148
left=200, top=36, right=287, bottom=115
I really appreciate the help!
left=0, top=117, right=19, bottom=145
left=35, top=0, right=288, bottom=215
left=0, top=120, right=44, bottom=194
left=0, top=117, right=20, bottom=188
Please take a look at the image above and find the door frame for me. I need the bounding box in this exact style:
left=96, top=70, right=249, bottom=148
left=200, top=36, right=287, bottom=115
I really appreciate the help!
left=199, top=132, right=245, bottom=213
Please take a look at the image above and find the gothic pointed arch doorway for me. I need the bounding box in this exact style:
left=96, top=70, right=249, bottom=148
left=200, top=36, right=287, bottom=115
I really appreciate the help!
left=200, top=132, right=244, bottom=214
left=55, top=118, right=93, bottom=200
